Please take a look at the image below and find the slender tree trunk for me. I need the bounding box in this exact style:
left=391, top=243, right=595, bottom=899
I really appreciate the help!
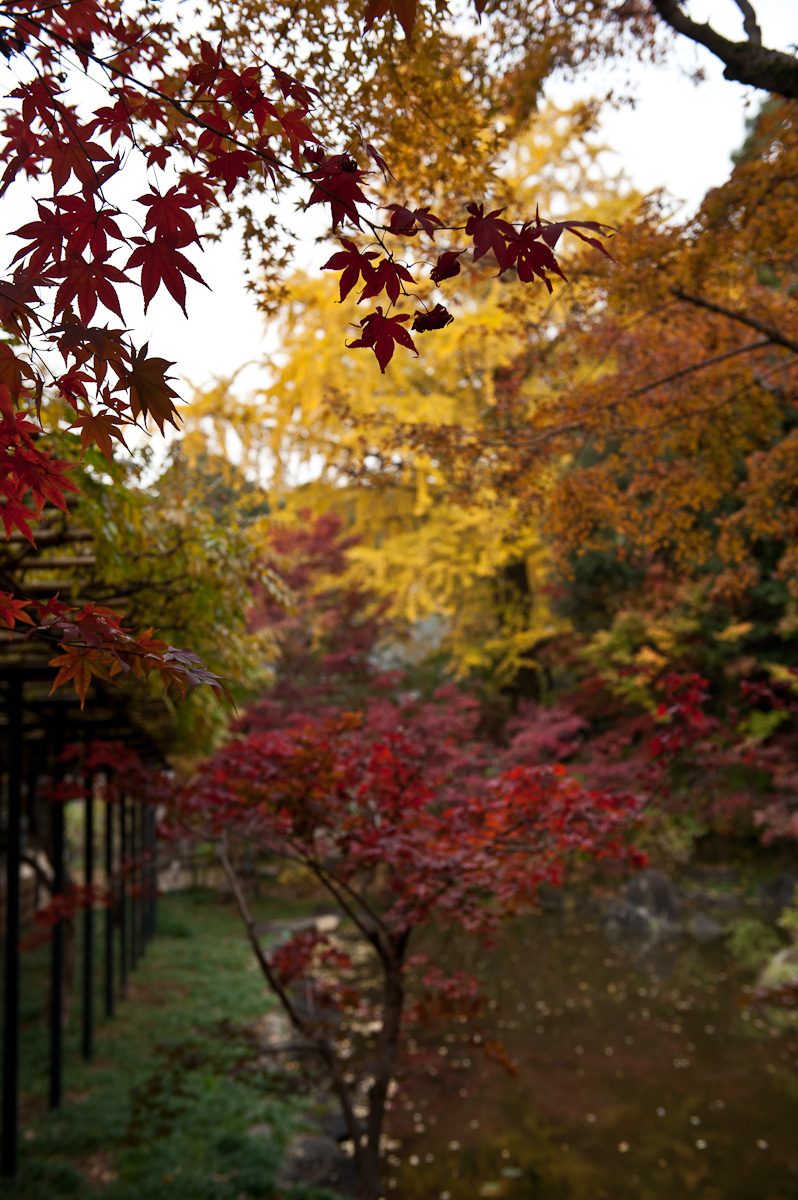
left=219, top=844, right=366, bottom=1176
left=357, top=948, right=406, bottom=1200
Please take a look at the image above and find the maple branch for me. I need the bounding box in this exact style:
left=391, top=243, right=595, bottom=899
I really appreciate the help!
left=648, top=0, right=798, bottom=99
left=670, top=288, right=798, bottom=356
left=302, top=854, right=391, bottom=951
left=17, top=14, right=285, bottom=175
left=16, top=11, right=395, bottom=246
left=218, top=838, right=313, bottom=1030
left=385, top=328, right=781, bottom=460
left=23, top=50, right=117, bottom=202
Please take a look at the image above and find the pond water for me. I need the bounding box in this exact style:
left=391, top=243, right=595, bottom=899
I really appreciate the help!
left=385, top=905, right=798, bottom=1200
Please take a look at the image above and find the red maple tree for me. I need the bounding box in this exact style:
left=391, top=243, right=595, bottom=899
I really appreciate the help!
left=173, top=693, right=645, bottom=1200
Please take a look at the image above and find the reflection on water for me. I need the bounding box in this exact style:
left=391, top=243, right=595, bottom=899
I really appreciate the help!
left=388, top=910, right=798, bottom=1199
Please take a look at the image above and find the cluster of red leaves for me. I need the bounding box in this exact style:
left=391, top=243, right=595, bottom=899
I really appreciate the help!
left=250, top=515, right=798, bottom=851
left=0, top=406, right=80, bottom=541
left=504, top=668, right=798, bottom=844
left=324, top=210, right=613, bottom=372
left=0, top=585, right=231, bottom=708
left=649, top=673, right=711, bottom=760
left=178, top=703, right=645, bottom=939
left=41, top=738, right=157, bottom=802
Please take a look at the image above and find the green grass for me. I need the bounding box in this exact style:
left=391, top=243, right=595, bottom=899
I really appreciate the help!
left=3, top=889, right=340, bottom=1200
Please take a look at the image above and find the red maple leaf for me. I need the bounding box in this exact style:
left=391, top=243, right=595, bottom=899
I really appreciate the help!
left=538, top=217, right=616, bottom=259
left=137, top=187, right=201, bottom=247
left=52, top=256, right=129, bottom=323
left=48, top=645, right=110, bottom=708
left=347, top=307, right=418, bottom=372
left=412, top=303, right=453, bottom=332
left=55, top=366, right=92, bottom=407
left=359, top=257, right=415, bottom=305
left=43, top=130, right=113, bottom=195
left=464, top=202, right=515, bottom=268
left=32, top=595, right=75, bottom=626
left=360, top=132, right=394, bottom=183
left=55, top=195, right=126, bottom=260
left=0, top=495, right=35, bottom=542
left=321, top=238, right=378, bottom=300
left=513, top=226, right=565, bottom=291
left=279, top=108, right=321, bottom=163
left=363, top=0, right=417, bottom=39
left=0, top=135, right=35, bottom=198
left=0, top=343, right=35, bottom=399
left=7, top=444, right=82, bottom=513
left=121, top=344, right=181, bottom=432
left=70, top=408, right=129, bottom=464
left=177, top=172, right=218, bottom=213
left=88, top=96, right=135, bottom=144
left=385, top=204, right=442, bottom=238
left=308, top=155, right=371, bottom=229
left=0, top=268, right=46, bottom=340
left=47, top=318, right=130, bottom=367
left=125, top=235, right=208, bottom=314
left=12, top=203, right=68, bottom=274
left=0, top=591, right=35, bottom=632
left=269, top=64, right=320, bottom=110
left=429, top=249, right=463, bottom=285
left=207, top=148, right=259, bottom=198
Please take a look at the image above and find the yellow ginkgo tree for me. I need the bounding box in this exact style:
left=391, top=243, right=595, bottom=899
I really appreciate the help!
left=179, top=104, right=639, bottom=688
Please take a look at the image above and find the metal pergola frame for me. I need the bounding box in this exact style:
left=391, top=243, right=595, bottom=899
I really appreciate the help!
left=1, top=659, right=165, bottom=1178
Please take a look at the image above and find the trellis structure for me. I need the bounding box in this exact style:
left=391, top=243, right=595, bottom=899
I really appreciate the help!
left=0, top=515, right=170, bottom=1179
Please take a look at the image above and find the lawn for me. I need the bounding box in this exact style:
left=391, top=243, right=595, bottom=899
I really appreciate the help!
left=3, top=888, right=340, bottom=1200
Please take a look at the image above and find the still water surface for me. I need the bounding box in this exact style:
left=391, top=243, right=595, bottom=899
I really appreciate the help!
left=386, top=909, right=798, bottom=1200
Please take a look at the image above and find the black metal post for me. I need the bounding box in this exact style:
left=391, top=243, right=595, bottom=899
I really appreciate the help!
left=138, top=802, right=145, bottom=957
left=1, top=676, right=23, bottom=1177
left=49, top=792, right=65, bottom=1108
left=130, top=800, right=138, bottom=972
left=143, top=806, right=152, bottom=945
left=148, top=805, right=158, bottom=940
left=151, top=804, right=158, bottom=937
left=82, top=777, right=94, bottom=1061
left=141, top=805, right=149, bottom=943
left=104, top=792, right=113, bottom=1019
left=119, top=796, right=127, bottom=995
left=27, top=769, right=39, bottom=911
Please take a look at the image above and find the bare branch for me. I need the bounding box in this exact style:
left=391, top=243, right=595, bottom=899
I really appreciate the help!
left=733, top=0, right=762, bottom=46
left=217, top=840, right=363, bottom=1158
left=649, top=0, right=798, bottom=98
